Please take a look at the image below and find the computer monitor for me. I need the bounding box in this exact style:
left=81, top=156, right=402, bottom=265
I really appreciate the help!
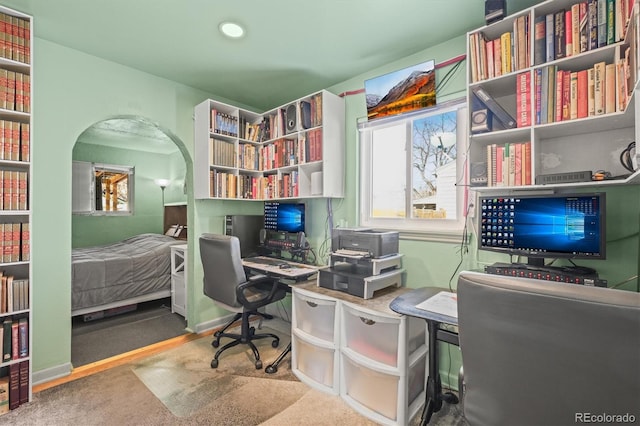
left=264, top=201, right=306, bottom=234
left=478, top=193, right=606, bottom=267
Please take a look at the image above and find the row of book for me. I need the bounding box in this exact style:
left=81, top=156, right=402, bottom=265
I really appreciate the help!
left=469, top=0, right=636, bottom=83
left=0, top=275, right=28, bottom=313
left=469, top=14, right=531, bottom=83
left=0, top=120, right=29, bottom=162
left=0, top=171, right=28, bottom=211
left=209, top=170, right=300, bottom=200
left=211, top=93, right=324, bottom=143
left=532, top=61, right=623, bottom=125
left=0, top=359, right=28, bottom=413
left=0, top=12, right=30, bottom=65
left=209, top=128, right=324, bottom=171
left=0, top=68, right=30, bottom=113
left=1, top=317, right=27, bottom=362
left=535, top=0, right=634, bottom=65
left=485, top=141, right=532, bottom=187
left=0, top=223, right=29, bottom=264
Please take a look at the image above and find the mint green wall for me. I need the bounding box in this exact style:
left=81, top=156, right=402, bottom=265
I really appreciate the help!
left=164, top=150, right=188, bottom=205
left=71, top=142, right=172, bottom=248
left=30, top=30, right=640, bottom=388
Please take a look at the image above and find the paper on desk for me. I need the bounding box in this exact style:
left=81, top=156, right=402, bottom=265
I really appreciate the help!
left=415, top=291, right=458, bottom=319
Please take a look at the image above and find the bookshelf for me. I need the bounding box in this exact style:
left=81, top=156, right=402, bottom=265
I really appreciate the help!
left=467, top=0, right=640, bottom=191
left=0, top=4, right=31, bottom=415
left=194, top=90, right=345, bottom=200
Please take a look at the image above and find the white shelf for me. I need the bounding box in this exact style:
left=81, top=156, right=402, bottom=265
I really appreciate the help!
left=194, top=90, right=345, bottom=200
left=170, top=244, right=187, bottom=317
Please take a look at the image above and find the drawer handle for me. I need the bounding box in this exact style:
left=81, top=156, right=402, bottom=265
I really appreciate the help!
left=306, top=301, right=318, bottom=308
left=360, top=317, right=376, bottom=325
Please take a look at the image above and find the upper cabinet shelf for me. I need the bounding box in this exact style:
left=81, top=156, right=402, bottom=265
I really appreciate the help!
left=194, top=90, right=345, bottom=200
left=467, top=0, right=640, bottom=191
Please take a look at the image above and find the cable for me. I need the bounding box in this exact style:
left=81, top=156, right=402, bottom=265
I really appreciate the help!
left=448, top=202, right=472, bottom=291
left=620, top=141, right=636, bottom=173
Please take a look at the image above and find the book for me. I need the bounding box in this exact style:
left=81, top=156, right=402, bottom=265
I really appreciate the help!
left=580, top=2, right=589, bottom=53
left=577, top=69, right=589, bottom=118
left=598, top=0, right=608, bottom=47
left=534, top=15, right=546, bottom=65
left=471, top=86, right=517, bottom=129
left=588, top=0, right=599, bottom=50
left=572, top=3, right=582, bottom=55
left=570, top=71, right=579, bottom=119
left=546, top=13, right=556, bottom=62
left=2, top=319, right=10, bottom=361
left=562, top=70, right=572, bottom=120
left=17, top=318, right=26, bottom=357
left=604, top=62, right=617, bottom=113
left=18, top=360, right=28, bottom=405
left=566, top=8, right=574, bottom=57
left=516, top=72, right=531, bottom=127
left=607, top=0, right=616, bottom=44
left=588, top=67, right=596, bottom=116
left=8, top=362, right=18, bottom=409
left=0, top=376, right=8, bottom=415
left=555, top=10, right=566, bottom=59
left=555, top=68, right=564, bottom=122
left=500, top=31, right=512, bottom=74
left=593, top=61, right=606, bottom=115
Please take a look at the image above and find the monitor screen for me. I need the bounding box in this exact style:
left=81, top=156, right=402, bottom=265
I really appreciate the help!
left=478, top=193, right=606, bottom=263
left=264, top=202, right=306, bottom=233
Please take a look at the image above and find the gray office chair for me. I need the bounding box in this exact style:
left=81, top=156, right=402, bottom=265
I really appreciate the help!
left=199, top=233, right=286, bottom=369
left=457, top=270, right=640, bottom=426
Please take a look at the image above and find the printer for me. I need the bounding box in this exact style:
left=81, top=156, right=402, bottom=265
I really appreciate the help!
left=331, top=228, right=399, bottom=258
left=319, top=228, right=403, bottom=299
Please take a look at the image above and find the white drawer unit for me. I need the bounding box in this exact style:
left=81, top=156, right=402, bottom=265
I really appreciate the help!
left=291, top=284, right=428, bottom=425
left=170, top=244, right=187, bottom=317
left=291, top=287, right=340, bottom=394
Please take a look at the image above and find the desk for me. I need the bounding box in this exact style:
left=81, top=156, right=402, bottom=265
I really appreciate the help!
left=390, top=287, right=459, bottom=426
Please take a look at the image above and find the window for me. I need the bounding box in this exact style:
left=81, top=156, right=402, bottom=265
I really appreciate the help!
left=72, top=161, right=134, bottom=215
left=359, top=98, right=468, bottom=241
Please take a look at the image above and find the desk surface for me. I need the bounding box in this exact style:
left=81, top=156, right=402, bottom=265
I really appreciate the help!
left=389, top=287, right=458, bottom=326
left=243, top=256, right=319, bottom=280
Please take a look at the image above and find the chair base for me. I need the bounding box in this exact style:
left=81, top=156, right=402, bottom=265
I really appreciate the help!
left=211, top=310, right=280, bottom=369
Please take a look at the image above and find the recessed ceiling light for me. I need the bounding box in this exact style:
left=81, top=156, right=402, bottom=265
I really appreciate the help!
left=219, top=22, right=245, bottom=39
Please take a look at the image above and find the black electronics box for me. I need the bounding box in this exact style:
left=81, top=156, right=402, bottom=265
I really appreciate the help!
left=485, top=0, right=505, bottom=24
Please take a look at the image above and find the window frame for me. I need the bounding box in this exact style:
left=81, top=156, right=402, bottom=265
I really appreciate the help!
left=72, top=161, right=135, bottom=216
left=358, top=98, right=469, bottom=242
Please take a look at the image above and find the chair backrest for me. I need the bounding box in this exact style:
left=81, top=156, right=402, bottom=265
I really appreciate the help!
left=199, top=233, right=247, bottom=309
left=457, top=270, right=640, bottom=426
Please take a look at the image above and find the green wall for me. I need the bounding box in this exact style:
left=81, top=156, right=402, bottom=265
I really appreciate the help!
left=71, top=142, right=174, bottom=248
left=29, top=29, right=640, bottom=389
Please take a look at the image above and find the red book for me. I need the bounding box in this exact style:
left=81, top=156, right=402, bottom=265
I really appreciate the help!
left=19, top=360, right=28, bottom=405
left=8, top=362, right=19, bottom=409
left=577, top=69, right=588, bottom=118
left=561, top=71, right=571, bottom=120
left=565, top=9, right=573, bottom=57
left=555, top=69, right=564, bottom=122
left=516, top=72, right=531, bottom=127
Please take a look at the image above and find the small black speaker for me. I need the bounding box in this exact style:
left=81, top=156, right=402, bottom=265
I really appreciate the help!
left=471, top=109, right=492, bottom=134
left=285, top=104, right=297, bottom=133
left=470, top=162, right=488, bottom=187
left=259, top=228, right=267, bottom=245
left=485, top=0, right=505, bottom=25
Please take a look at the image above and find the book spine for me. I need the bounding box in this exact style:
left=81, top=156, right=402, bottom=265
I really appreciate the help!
left=546, top=13, right=556, bottom=62
left=534, top=16, right=546, bottom=65
left=566, top=9, right=574, bottom=57
left=604, top=62, right=617, bottom=113
left=535, top=68, right=543, bottom=124
left=607, top=0, right=616, bottom=44
left=517, top=72, right=531, bottom=127
left=555, top=10, right=566, bottom=59
left=562, top=70, right=572, bottom=120
left=588, top=67, right=596, bottom=116
left=570, top=71, right=579, bottom=119
left=577, top=69, right=589, bottom=118
left=523, top=141, right=532, bottom=185
left=593, top=61, right=606, bottom=115
left=580, top=2, right=589, bottom=53
left=598, top=0, right=608, bottom=47
left=8, top=362, right=18, bottom=410
left=589, top=0, right=599, bottom=50
left=18, top=359, right=28, bottom=405
left=572, top=3, right=582, bottom=54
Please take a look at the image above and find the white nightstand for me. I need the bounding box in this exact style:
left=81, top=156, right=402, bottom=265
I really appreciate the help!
left=170, top=244, right=188, bottom=317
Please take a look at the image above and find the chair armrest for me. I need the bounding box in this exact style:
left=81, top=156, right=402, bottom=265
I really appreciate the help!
left=236, top=274, right=281, bottom=310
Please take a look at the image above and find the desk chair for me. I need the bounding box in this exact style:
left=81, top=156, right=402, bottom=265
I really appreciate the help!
left=457, top=270, right=640, bottom=426
left=199, top=233, right=287, bottom=369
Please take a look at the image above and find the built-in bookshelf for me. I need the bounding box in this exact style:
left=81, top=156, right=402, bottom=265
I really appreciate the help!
left=0, top=5, right=31, bottom=415
left=194, top=90, right=345, bottom=200
left=468, top=0, right=640, bottom=191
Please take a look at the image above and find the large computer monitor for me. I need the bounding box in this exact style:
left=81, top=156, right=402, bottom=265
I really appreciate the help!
left=478, top=193, right=606, bottom=267
left=264, top=201, right=306, bottom=234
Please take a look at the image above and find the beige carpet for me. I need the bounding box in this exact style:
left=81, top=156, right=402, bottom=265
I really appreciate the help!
left=1, top=322, right=464, bottom=425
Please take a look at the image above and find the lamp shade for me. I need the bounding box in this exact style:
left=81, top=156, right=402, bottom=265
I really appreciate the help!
left=154, top=178, right=170, bottom=188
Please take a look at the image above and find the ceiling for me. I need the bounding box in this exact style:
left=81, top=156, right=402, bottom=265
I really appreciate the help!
left=5, top=0, right=539, bottom=149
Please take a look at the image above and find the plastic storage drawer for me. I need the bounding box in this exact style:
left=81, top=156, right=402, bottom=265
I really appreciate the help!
left=342, top=353, right=400, bottom=421
left=292, top=332, right=337, bottom=391
left=292, top=288, right=337, bottom=343
left=342, top=303, right=401, bottom=367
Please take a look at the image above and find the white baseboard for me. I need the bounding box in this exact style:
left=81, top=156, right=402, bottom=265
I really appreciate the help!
left=32, top=362, right=72, bottom=386
left=192, top=313, right=237, bottom=334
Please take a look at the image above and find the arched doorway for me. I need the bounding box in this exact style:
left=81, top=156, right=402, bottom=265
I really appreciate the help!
left=69, top=115, right=191, bottom=367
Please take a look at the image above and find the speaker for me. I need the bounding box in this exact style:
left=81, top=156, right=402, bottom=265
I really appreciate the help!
left=259, top=228, right=267, bottom=245
left=471, top=109, right=492, bottom=134
left=485, top=0, right=505, bottom=24
left=470, top=162, right=488, bottom=187
left=285, top=104, right=297, bottom=134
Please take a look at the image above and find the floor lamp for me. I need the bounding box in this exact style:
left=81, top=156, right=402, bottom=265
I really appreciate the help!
left=154, top=178, right=170, bottom=206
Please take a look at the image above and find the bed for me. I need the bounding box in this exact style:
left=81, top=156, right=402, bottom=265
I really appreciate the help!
left=71, top=233, right=183, bottom=316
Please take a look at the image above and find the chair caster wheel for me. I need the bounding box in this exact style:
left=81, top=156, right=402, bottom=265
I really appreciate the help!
left=249, top=326, right=255, bottom=335
left=255, top=360, right=262, bottom=370
left=272, top=339, right=279, bottom=348
left=265, top=365, right=277, bottom=374
left=211, top=359, right=219, bottom=368
left=212, top=340, right=220, bottom=348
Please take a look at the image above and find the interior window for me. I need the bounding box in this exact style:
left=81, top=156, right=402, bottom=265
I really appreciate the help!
left=359, top=98, right=468, bottom=241
left=73, top=161, right=134, bottom=215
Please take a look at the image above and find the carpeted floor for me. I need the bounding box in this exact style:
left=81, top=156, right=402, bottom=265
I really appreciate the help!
left=5, top=319, right=465, bottom=425
left=71, top=298, right=188, bottom=367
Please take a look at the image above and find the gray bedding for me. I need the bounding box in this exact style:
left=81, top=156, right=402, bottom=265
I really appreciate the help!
left=72, top=233, right=181, bottom=313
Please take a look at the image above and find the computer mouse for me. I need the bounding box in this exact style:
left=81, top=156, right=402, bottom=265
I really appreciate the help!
left=278, top=263, right=291, bottom=269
